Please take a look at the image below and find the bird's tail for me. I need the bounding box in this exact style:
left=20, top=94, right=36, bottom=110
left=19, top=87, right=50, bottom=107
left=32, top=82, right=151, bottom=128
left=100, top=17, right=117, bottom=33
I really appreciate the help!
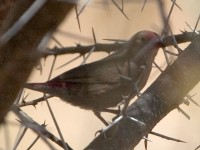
left=25, top=83, right=47, bottom=92
left=24, top=82, right=68, bottom=100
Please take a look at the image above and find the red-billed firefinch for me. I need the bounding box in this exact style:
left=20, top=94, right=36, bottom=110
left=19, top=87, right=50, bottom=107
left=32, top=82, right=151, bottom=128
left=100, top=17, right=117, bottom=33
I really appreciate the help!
left=25, top=30, right=162, bottom=125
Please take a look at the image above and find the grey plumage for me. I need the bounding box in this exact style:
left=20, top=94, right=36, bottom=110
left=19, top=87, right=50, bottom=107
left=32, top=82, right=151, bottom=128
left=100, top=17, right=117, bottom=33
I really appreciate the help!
left=25, top=30, right=161, bottom=112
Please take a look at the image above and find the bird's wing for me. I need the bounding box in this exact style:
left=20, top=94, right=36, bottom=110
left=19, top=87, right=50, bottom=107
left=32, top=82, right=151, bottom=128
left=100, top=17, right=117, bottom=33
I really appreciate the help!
left=51, top=58, right=122, bottom=84
left=49, top=59, right=142, bottom=96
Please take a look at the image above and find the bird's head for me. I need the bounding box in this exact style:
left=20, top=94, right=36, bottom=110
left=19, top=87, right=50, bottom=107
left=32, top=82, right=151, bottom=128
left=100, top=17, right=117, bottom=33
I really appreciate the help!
left=126, top=30, right=163, bottom=58
left=131, top=30, right=162, bottom=47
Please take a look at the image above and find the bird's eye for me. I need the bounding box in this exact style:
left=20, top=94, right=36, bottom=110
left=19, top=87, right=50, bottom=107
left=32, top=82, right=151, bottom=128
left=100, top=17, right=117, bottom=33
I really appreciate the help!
left=141, top=36, right=146, bottom=42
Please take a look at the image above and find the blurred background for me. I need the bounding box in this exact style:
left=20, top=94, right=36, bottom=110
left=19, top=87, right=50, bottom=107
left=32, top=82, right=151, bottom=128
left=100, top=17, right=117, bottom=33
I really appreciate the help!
left=0, top=0, right=200, bottom=149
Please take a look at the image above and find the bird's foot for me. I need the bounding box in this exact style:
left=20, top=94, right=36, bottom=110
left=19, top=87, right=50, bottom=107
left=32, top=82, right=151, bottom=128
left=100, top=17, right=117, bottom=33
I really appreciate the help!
left=93, top=110, right=109, bottom=126
left=95, top=128, right=104, bottom=137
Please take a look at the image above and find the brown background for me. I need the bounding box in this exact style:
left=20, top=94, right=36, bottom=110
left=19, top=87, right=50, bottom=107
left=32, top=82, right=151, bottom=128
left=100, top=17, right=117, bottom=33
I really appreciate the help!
left=0, top=0, right=200, bottom=150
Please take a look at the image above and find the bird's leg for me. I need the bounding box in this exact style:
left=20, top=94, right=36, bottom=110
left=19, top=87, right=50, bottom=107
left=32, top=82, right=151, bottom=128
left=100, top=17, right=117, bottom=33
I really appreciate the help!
left=93, top=110, right=109, bottom=126
left=133, top=82, right=141, bottom=98
left=144, top=134, right=149, bottom=150
left=116, top=61, right=141, bottom=115
left=120, top=96, right=131, bottom=116
left=121, top=82, right=140, bottom=116
left=118, top=84, right=133, bottom=116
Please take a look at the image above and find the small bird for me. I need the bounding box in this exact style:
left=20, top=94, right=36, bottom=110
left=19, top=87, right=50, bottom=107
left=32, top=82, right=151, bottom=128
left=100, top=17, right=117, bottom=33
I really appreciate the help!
left=25, top=30, right=162, bottom=125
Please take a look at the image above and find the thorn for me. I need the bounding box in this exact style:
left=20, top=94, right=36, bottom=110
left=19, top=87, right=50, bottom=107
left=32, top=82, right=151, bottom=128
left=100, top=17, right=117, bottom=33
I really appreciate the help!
left=101, top=108, right=120, bottom=115
left=92, top=28, right=97, bottom=45
left=162, top=47, right=170, bottom=65
left=81, top=46, right=95, bottom=65
left=168, top=27, right=182, bottom=53
left=103, top=38, right=126, bottom=43
left=111, top=0, right=129, bottom=20
left=22, top=92, right=30, bottom=102
left=177, top=106, right=190, bottom=120
left=75, top=42, right=81, bottom=47
left=185, top=21, right=199, bottom=35
left=51, top=36, right=63, bottom=48
left=186, top=94, right=200, bottom=107
left=171, top=0, right=182, bottom=11
left=128, top=116, right=146, bottom=126
left=141, top=0, right=147, bottom=12
left=112, top=115, right=123, bottom=124
left=121, top=0, right=124, bottom=10
left=150, top=131, right=186, bottom=143
left=33, top=104, right=37, bottom=109
left=80, top=28, right=96, bottom=65
left=161, top=0, right=176, bottom=36
left=192, top=14, right=200, bottom=39
left=164, top=49, right=179, bottom=56
left=22, top=99, right=26, bottom=104
left=75, top=5, right=81, bottom=32
left=153, top=62, right=163, bottom=72
left=55, top=55, right=81, bottom=70
left=15, top=119, right=22, bottom=124
left=47, top=55, right=57, bottom=80
left=183, top=99, right=190, bottom=106
left=119, top=74, right=132, bottom=81
left=179, top=29, right=184, bottom=33
left=77, top=0, right=90, bottom=18
left=42, top=121, right=48, bottom=127
left=142, top=136, right=152, bottom=142
left=144, top=134, right=148, bottom=150
left=93, top=111, right=109, bottom=126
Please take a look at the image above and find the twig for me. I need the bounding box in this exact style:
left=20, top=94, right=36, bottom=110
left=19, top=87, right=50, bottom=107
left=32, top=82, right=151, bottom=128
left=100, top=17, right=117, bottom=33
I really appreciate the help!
left=12, top=106, right=73, bottom=150
left=44, top=31, right=199, bottom=57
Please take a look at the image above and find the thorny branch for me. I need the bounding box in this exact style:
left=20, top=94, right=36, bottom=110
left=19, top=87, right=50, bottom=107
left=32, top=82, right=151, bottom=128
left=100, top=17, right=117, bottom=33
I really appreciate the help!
left=12, top=106, right=73, bottom=150
left=85, top=34, right=200, bottom=150
left=14, top=31, right=200, bottom=150
left=16, top=31, right=198, bottom=109
left=44, top=31, right=199, bottom=56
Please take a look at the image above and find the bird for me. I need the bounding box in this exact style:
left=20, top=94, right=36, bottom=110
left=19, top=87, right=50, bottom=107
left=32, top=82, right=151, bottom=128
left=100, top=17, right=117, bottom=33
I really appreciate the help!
left=25, top=30, right=162, bottom=125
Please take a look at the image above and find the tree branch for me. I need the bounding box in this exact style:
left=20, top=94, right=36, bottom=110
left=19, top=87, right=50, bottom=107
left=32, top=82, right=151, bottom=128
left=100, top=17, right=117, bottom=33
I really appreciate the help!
left=0, top=0, right=75, bottom=123
left=85, top=34, right=200, bottom=149
left=44, top=31, right=199, bottom=56
left=12, top=105, right=73, bottom=150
